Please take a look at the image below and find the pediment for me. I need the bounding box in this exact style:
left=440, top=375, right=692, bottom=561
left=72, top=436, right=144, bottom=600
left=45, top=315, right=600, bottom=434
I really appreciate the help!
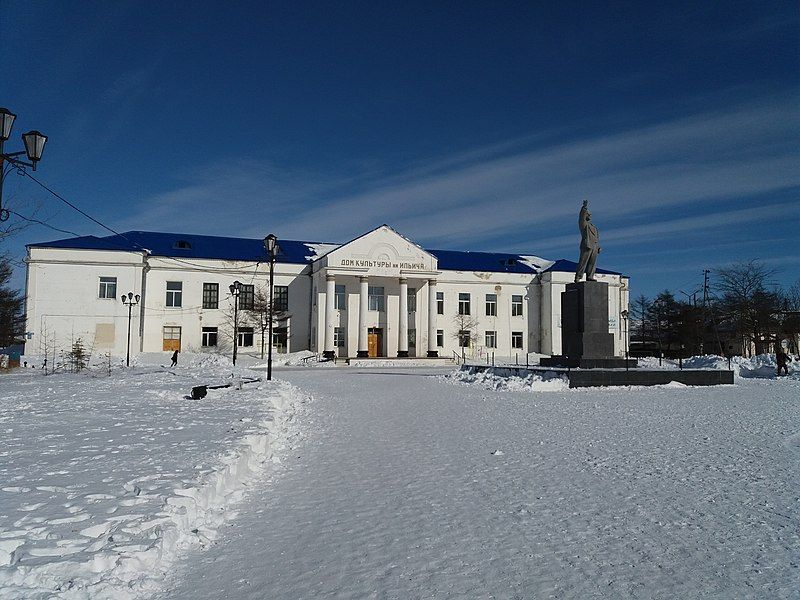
left=318, top=225, right=438, bottom=276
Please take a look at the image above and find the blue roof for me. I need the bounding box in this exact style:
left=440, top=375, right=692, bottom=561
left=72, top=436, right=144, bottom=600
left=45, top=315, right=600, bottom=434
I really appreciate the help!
left=28, top=231, right=325, bottom=265
left=428, top=249, right=541, bottom=274
left=29, top=231, right=623, bottom=275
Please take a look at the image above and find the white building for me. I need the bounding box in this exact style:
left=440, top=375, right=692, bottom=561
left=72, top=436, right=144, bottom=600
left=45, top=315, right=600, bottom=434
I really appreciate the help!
left=24, top=225, right=630, bottom=361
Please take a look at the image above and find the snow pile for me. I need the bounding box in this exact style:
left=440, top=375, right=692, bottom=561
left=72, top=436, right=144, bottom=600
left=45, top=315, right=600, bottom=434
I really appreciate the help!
left=636, top=356, right=678, bottom=370
left=0, top=362, right=307, bottom=598
left=347, top=358, right=453, bottom=368
left=734, top=353, right=800, bottom=379
left=250, top=350, right=333, bottom=371
left=637, top=353, right=800, bottom=379
left=448, top=365, right=568, bottom=391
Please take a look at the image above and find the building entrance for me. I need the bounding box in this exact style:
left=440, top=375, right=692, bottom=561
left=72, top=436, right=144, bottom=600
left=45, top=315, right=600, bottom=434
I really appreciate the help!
left=163, top=326, right=181, bottom=352
left=367, top=327, right=383, bottom=357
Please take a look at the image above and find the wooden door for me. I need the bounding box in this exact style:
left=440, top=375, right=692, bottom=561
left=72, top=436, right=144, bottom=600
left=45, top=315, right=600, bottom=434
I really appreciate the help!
left=368, top=327, right=382, bottom=357
left=163, top=326, right=181, bottom=351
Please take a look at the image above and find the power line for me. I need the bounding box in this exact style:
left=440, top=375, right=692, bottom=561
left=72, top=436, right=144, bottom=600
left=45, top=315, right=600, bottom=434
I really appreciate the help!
left=6, top=209, right=82, bottom=237
left=24, top=170, right=126, bottom=239
left=20, top=170, right=267, bottom=274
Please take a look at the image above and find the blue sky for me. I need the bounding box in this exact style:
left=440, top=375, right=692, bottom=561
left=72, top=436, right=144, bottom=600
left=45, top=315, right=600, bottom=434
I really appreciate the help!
left=2, top=0, right=798, bottom=297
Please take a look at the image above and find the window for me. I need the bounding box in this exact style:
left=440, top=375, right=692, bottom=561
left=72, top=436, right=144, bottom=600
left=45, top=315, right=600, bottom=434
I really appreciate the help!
left=436, top=291, right=444, bottom=315
left=334, top=326, right=346, bottom=348
left=203, top=283, right=219, bottom=309
left=334, top=284, right=346, bottom=310
left=201, top=327, right=218, bottom=347
left=511, top=331, right=523, bottom=349
left=407, top=287, right=417, bottom=312
left=458, top=330, right=471, bottom=347
left=485, top=293, right=497, bottom=316
left=485, top=330, right=497, bottom=348
left=274, top=285, right=289, bottom=312
left=437, top=329, right=444, bottom=347
left=237, top=327, right=254, bottom=347
left=408, top=329, right=416, bottom=347
left=512, top=294, right=523, bottom=317
left=458, top=293, right=471, bottom=315
left=240, top=284, right=255, bottom=310
left=166, top=281, right=182, bottom=307
left=99, top=276, right=117, bottom=299
left=368, top=286, right=385, bottom=311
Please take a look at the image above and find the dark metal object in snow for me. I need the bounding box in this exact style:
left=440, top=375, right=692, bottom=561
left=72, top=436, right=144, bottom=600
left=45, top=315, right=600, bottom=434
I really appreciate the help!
left=190, top=377, right=261, bottom=399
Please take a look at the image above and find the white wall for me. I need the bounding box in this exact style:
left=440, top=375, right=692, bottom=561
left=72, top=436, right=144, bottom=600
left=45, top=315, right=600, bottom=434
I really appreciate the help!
left=24, top=248, right=310, bottom=361
left=25, top=247, right=147, bottom=360
left=25, top=239, right=630, bottom=362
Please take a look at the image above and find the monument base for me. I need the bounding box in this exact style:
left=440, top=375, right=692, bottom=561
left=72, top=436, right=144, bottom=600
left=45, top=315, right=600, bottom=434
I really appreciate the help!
left=540, top=356, right=638, bottom=369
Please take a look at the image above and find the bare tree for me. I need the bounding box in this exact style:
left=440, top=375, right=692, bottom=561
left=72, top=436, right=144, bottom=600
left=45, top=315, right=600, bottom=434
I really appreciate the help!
left=242, top=287, right=288, bottom=359
left=452, top=310, right=479, bottom=360
left=630, top=294, right=652, bottom=343
left=714, top=261, right=782, bottom=355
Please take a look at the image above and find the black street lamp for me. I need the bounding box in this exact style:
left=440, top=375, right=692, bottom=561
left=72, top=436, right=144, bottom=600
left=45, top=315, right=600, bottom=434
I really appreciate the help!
left=264, top=234, right=279, bottom=381
left=0, top=107, right=48, bottom=221
left=620, top=309, right=629, bottom=371
left=229, top=280, right=242, bottom=366
left=121, top=292, right=140, bottom=367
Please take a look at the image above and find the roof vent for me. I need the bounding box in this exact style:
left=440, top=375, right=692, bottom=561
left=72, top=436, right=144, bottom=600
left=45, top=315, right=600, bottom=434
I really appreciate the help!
left=173, top=240, right=192, bottom=250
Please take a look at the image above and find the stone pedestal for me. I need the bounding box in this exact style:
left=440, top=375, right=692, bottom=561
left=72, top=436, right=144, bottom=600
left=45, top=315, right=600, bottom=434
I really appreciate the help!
left=540, top=281, right=637, bottom=369
left=562, top=281, right=614, bottom=358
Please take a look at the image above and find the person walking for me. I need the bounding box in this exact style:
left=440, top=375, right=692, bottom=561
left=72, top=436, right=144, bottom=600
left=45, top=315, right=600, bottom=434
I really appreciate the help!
left=776, top=347, right=789, bottom=376
left=171, top=349, right=179, bottom=368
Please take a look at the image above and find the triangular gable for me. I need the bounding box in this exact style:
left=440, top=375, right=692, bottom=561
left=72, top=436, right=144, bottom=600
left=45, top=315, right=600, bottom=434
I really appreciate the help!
left=318, top=225, right=438, bottom=276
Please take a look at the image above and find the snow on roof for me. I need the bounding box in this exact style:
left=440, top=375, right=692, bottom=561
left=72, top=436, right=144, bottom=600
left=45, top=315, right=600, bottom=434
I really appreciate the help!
left=303, top=242, right=340, bottom=261
left=28, top=231, right=623, bottom=275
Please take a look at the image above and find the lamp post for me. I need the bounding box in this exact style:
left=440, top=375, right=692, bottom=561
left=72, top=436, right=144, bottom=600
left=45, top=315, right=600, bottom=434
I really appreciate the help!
left=620, top=309, right=629, bottom=371
left=264, top=234, right=279, bottom=381
left=121, top=292, right=140, bottom=367
left=0, top=107, right=48, bottom=221
left=229, top=281, right=242, bottom=366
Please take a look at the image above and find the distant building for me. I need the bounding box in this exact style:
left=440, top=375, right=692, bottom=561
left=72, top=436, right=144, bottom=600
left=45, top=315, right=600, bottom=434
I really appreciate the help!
left=24, top=225, right=630, bottom=360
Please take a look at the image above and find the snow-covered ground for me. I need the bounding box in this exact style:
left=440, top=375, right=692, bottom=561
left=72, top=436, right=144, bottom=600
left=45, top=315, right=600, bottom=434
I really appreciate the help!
left=158, top=365, right=798, bottom=599
left=2, top=355, right=799, bottom=598
left=0, top=354, right=307, bottom=599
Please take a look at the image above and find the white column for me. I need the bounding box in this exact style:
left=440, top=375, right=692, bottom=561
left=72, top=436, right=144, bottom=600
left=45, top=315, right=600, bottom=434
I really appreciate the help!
left=427, top=279, right=438, bottom=357
left=323, top=274, right=336, bottom=359
left=398, top=278, right=409, bottom=357
left=357, top=276, right=369, bottom=357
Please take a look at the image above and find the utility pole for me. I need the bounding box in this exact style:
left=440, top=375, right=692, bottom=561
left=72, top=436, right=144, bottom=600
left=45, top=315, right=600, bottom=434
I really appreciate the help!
left=701, top=268, right=725, bottom=356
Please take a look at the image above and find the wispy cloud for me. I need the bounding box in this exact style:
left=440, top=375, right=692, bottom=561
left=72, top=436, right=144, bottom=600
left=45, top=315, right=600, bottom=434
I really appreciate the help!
left=121, top=96, right=799, bottom=254
left=527, top=200, right=798, bottom=252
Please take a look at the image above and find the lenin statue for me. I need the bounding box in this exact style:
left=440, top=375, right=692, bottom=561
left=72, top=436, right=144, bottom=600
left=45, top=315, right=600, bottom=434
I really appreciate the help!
left=575, top=199, right=600, bottom=282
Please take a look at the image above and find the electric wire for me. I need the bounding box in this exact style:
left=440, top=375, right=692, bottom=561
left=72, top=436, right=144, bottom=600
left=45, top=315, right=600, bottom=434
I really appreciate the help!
left=5, top=210, right=82, bottom=237
left=20, top=170, right=269, bottom=273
